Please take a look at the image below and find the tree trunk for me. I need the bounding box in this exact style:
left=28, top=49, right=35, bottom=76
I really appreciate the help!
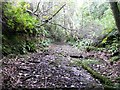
left=110, top=2, right=120, bottom=34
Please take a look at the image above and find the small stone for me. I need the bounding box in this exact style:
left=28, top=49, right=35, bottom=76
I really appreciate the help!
left=71, top=85, right=75, bottom=87
left=35, top=75, right=39, bottom=77
left=33, top=71, right=36, bottom=74
left=33, top=81, right=37, bottom=84
left=19, top=73, right=22, bottom=76
left=65, top=85, right=67, bottom=87
left=24, top=73, right=28, bottom=76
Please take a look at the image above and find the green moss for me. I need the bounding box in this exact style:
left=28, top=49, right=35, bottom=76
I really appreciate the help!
left=115, top=77, right=120, bottom=83
left=104, top=84, right=120, bottom=90
left=73, top=59, right=120, bottom=89
left=81, top=62, right=113, bottom=86
left=110, top=56, right=120, bottom=63
left=71, top=55, right=120, bottom=89
left=82, top=59, right=100, bottom=65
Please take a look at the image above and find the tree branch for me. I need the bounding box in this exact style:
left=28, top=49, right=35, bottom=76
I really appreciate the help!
left=26, top=1, right=41, bottom=17
left=33, top=1, right=41, bottom=13
left=48, top=22, right=73, bottom=30
left=43, top=4, right=66, bottom=23
left=36, top=4, right=66, bottom=27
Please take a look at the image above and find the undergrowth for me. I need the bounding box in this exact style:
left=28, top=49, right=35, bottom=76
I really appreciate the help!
left=2, top=2, right=51, bottom=55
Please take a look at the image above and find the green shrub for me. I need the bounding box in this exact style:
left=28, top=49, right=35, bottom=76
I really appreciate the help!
left=2, top=2, right=40, bottom=55
left=3, top=2, right=39, bottom=34
left=100, top=31, right=120, bottom=54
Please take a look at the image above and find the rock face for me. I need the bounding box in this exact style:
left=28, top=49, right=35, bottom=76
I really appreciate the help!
left=1, top=44, right=104, bottom=89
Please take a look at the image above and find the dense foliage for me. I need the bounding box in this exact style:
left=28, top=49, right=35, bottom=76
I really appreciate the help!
left=2, top=2, right=40, bottom=55
left=3, top=2, right=38, bottom=34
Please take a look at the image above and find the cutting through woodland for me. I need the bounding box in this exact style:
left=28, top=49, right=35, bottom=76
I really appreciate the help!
left=1, top=0, right=120, bottom=90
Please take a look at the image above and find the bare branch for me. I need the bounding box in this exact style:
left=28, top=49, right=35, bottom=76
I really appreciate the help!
left=43, top=4, right=66, bottom=23
left=36, top=4, right=66, bottom=27
left=49, top=22, right=73, bottom=30
left=26, top=1, right=41, bottom=17
left=33, top=1, right=41, bottom=13
left=26, top=9, right=39, bottom=17
left=26, top=9, right=33, bottom=14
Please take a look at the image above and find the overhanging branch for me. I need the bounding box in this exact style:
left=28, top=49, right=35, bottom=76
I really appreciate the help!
left=33, top=1, right=41, bottom=13
left=26, top=1, right=41, bottom=17
left=48, top=22, right=73, bottom=30
left=43, top=4, right=66, bottom=23
left=36, top=4, right=66, bottom=27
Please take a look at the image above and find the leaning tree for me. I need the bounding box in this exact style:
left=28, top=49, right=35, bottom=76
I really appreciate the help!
left=110, top=1, right=120, bottom=34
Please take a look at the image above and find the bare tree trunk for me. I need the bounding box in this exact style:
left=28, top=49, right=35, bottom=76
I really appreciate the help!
left=110, top=2, right=120, bottom=34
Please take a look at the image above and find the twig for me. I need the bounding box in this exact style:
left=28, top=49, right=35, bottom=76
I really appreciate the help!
left=26, top=1, right=41, bottom=15
left=26, top=9, right=39, bottom=17
left=48, top=22, right=74, bottom=30
left=33, top=1, right=41, bottom=13
left=36, top=4, right=66, bottom=27
left=43, top=4, right=66, bottom=23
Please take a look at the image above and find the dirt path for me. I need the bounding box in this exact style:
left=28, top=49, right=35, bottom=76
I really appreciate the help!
left=2, top=43, right=119, bottom=89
